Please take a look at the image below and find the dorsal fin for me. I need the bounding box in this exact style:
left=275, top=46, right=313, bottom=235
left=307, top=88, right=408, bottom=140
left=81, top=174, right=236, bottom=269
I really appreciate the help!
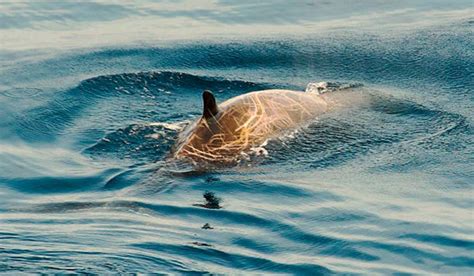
left=202, top=90, right=219, bottom=119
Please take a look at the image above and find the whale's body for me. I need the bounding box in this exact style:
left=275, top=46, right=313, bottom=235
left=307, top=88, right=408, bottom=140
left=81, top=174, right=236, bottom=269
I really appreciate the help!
left=172, top=88, right=333, bottom=165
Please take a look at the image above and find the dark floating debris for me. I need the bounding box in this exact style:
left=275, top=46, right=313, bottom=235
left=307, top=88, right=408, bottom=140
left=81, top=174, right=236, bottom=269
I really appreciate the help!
left=193, top=191, right=222, bottom=209
left=202, top=223, right=214, bottom=229
left=191, top=242, right=212, bottom=247
left=205, top=176, right=219, bottom=183
left=203, top=191, right=221, bottom=208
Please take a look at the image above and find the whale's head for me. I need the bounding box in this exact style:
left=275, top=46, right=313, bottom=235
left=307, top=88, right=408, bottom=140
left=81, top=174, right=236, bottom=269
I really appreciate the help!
left=172, top=90, right=254, bottom=165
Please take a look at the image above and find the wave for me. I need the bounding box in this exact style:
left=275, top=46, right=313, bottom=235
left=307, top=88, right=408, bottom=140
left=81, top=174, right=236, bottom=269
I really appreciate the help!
left=8, top=71, right=271, bottom=143
left=1, top=29, right=472, bottom=273
left=3, top=190, right=473, bottom=273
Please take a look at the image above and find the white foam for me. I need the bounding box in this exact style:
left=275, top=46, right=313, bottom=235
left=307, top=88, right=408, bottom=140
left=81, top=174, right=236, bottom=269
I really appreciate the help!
left=249, top=145, right=268, bottom=157
left=148, top=122, right=187, bottom=131
left=305, top=82, right=329, bottom=94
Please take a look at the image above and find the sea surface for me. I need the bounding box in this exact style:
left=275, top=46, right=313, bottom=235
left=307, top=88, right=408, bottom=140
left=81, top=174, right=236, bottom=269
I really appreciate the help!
left=0, top=1, right=473, bottom=274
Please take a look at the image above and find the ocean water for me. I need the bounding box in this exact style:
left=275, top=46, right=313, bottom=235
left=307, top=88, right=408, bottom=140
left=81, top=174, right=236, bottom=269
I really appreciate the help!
left=0, top=1, right=473, bottom=274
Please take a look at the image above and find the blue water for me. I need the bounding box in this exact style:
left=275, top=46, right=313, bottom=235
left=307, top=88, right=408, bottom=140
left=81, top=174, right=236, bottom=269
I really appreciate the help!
left=1, top=1, right=473, bottom=274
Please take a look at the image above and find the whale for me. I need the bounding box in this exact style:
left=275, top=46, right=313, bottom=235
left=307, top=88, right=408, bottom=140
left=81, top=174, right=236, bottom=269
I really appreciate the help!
left=172, top=85, right=350, bottom=166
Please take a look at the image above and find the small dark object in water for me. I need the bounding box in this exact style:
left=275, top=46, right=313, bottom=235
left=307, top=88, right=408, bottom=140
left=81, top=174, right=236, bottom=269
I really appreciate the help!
left=205, top=176, right=219, bottom=183
left=202, top=223, right=214, bottom=229
left=191, top=242, right=212, bottom=247
left=193, top=191, right=222, bottom=209
left=203, top=191, right=221, bottom=209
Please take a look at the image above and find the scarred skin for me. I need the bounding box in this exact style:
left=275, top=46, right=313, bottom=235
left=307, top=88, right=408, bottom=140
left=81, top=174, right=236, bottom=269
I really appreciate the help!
left=172, top=89, right=332, bottom=165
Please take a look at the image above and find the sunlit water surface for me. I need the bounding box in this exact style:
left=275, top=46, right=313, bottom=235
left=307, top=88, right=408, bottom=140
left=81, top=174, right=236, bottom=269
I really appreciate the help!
left=0, top=1, right=473, bottom=274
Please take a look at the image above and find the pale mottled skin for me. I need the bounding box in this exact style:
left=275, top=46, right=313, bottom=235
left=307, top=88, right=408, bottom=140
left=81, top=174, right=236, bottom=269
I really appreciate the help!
left=173, top=89, right=331, bottom=165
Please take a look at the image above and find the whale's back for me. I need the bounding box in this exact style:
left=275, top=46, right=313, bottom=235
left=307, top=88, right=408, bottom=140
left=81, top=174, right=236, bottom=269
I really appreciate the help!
left=219, top=89, right=327, bottom=138
left=173, top=89, right=328, bottom=164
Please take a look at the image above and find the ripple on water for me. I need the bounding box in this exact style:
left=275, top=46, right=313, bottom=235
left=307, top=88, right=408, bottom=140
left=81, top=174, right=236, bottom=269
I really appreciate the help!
left=0, top=16, right=472, bottom=273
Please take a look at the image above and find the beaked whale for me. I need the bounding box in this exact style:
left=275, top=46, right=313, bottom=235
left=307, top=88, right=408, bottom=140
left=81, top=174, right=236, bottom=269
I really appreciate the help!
left=171, top=84, right=350, bottom=166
